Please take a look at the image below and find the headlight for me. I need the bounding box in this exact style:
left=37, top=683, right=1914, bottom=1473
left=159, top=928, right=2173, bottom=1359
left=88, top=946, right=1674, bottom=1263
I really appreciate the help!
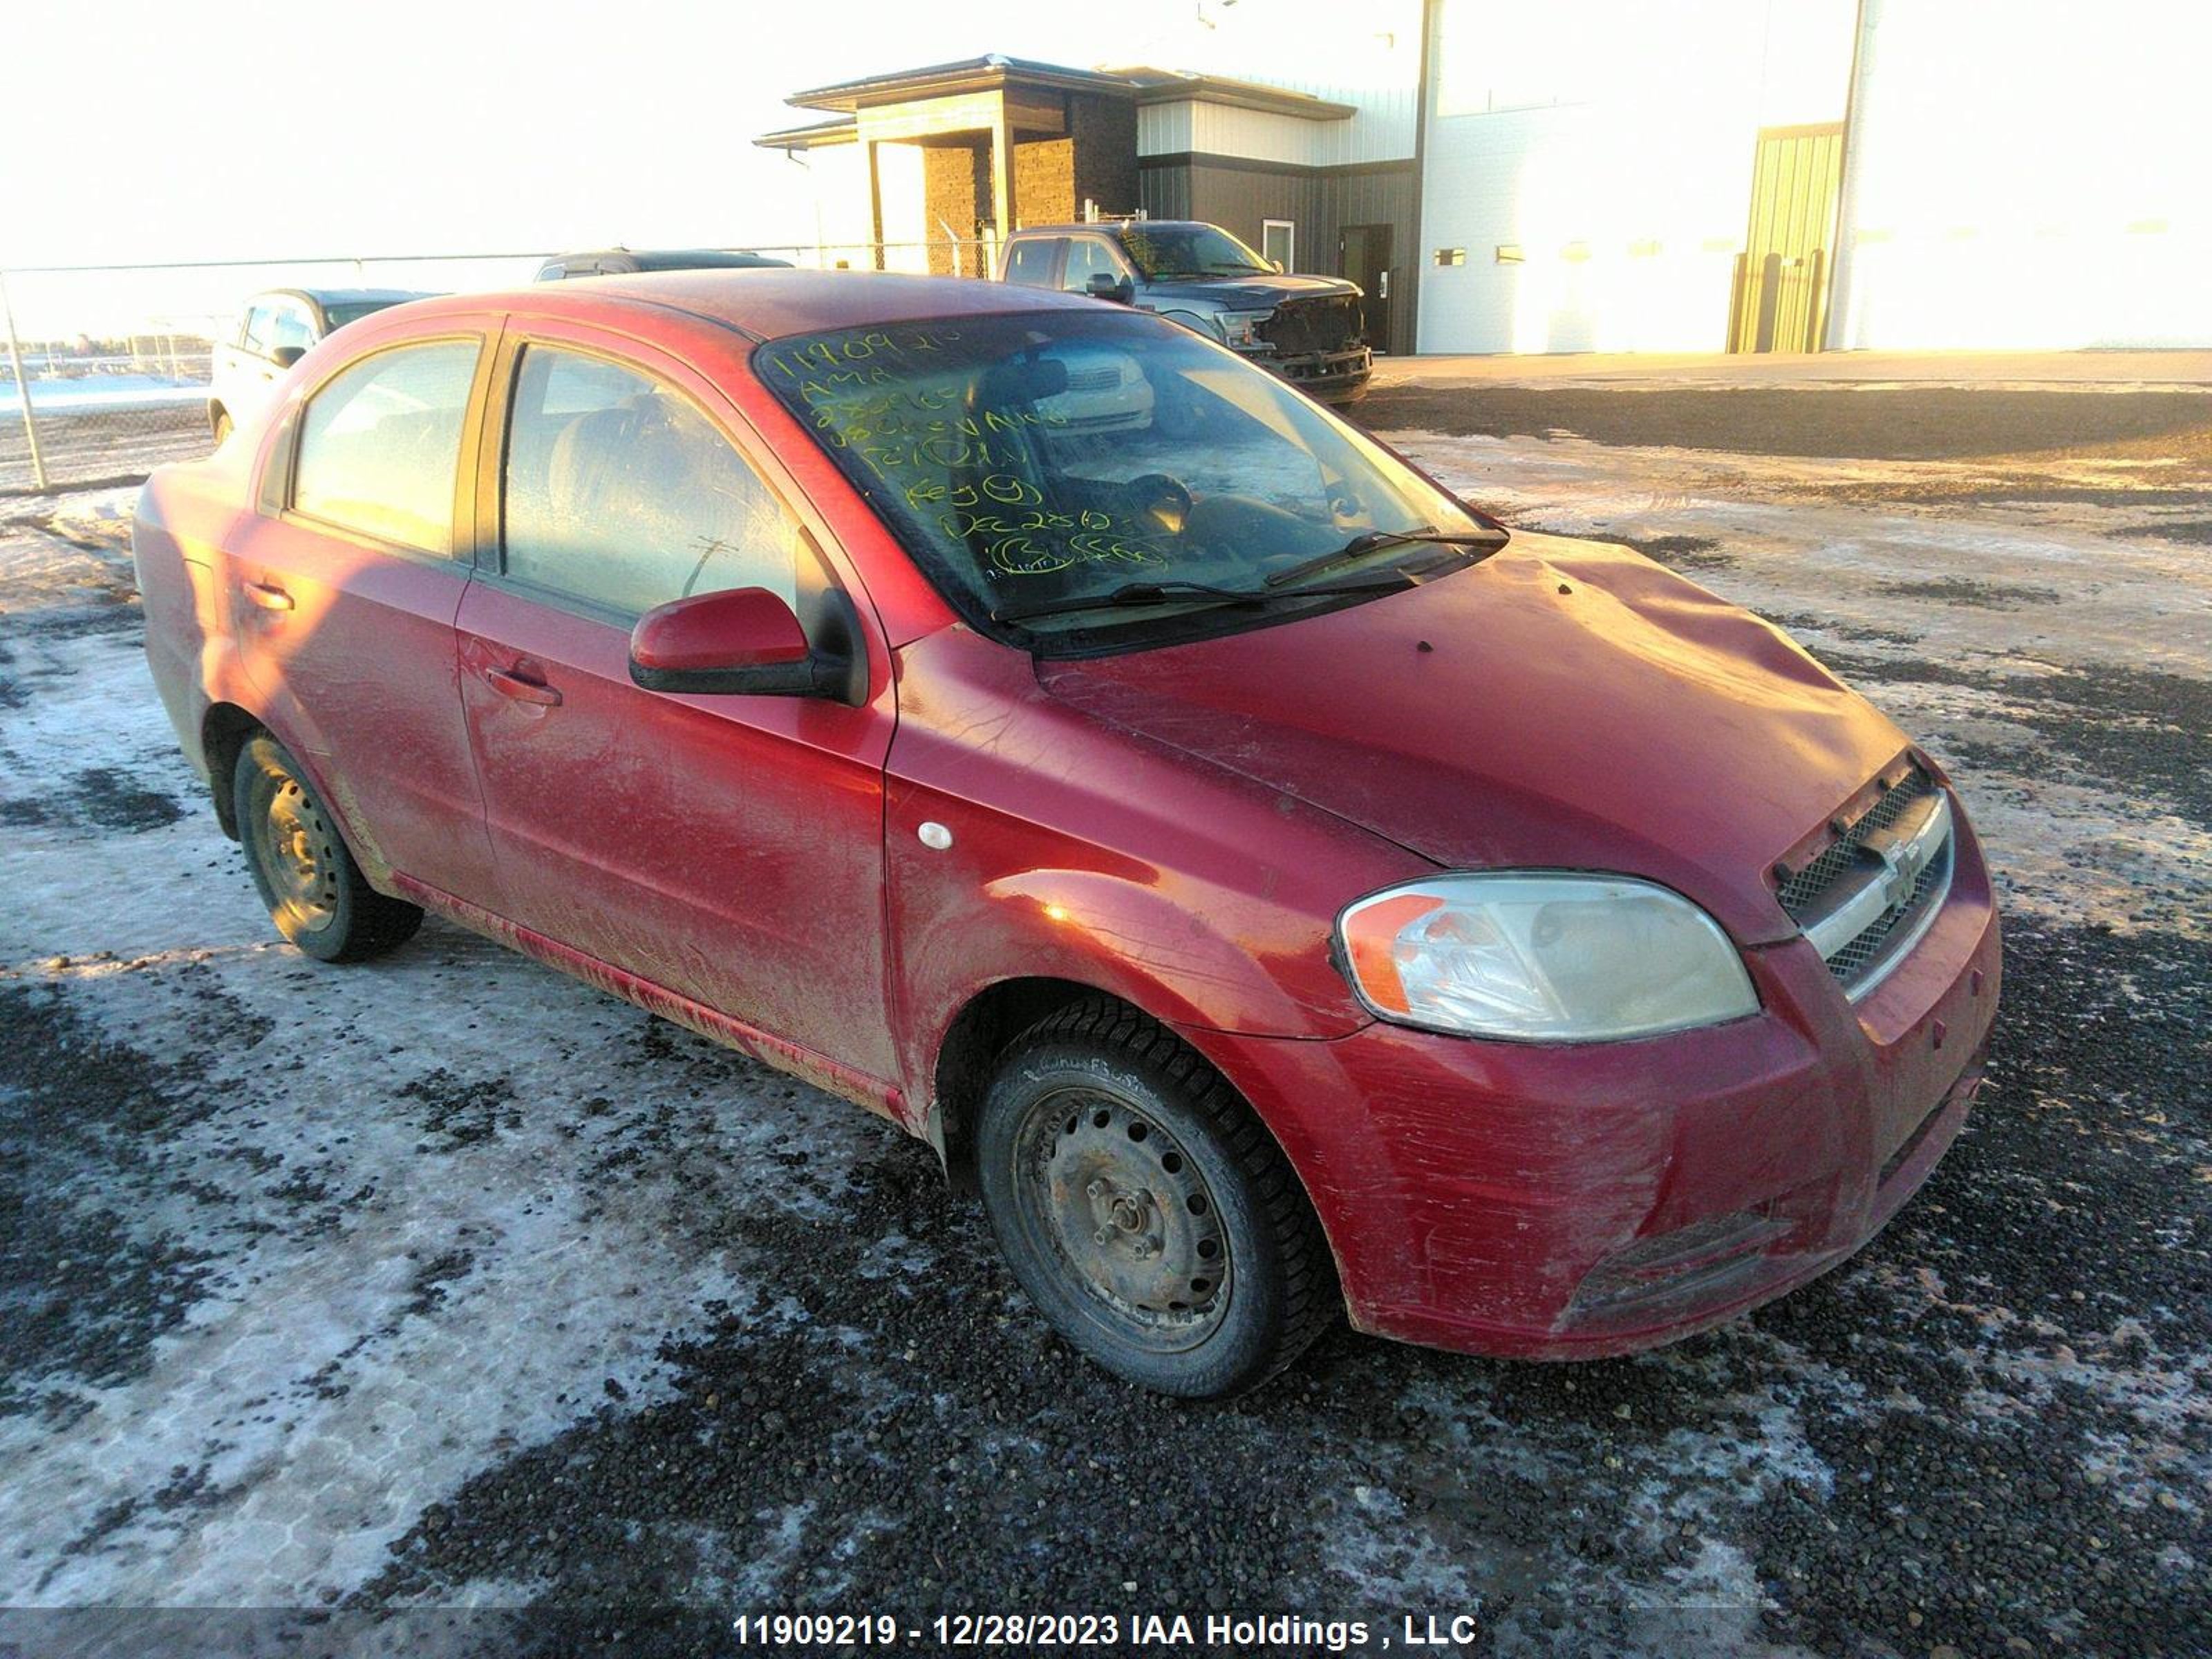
left=1219, top=310, right=1272, bottom=348
left=1337, top=874, right=1759, bottom=1042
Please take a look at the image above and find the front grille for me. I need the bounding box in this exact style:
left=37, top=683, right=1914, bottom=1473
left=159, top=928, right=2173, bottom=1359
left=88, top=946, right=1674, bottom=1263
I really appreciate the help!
left=1258, top=295, right=1365, bottom=357
left=1062, top=365, right=1122, bottom=393
left=1778, top=765, right=1956, bottom=995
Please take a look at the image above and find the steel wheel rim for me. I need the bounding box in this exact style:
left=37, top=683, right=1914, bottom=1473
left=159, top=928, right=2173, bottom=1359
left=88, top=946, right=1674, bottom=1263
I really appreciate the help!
left=1010, top=1085, right=1231, bottom=1354
left=250, top=770, right=340, bottom=936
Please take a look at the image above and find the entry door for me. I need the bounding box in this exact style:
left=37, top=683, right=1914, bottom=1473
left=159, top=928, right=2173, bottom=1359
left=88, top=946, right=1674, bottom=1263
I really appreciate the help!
left=226, top=332, right=500, bottom=904
left=455, top=330, right=899, bottom=1085
left=1341, top=224, right=1395, bottom=354
left=1727, top=122, right=1846, bottom=353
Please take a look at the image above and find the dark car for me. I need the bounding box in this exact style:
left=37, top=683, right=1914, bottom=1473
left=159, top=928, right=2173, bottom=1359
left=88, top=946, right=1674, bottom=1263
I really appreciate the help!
left=534, top=247, right=793, bottom=281
left=131, top=271, right=1998, bottom=1398
left=998, top=220, right=1371, bottom=406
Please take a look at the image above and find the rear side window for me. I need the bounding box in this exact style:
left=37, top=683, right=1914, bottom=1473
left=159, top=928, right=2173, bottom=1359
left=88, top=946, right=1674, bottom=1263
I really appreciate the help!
left=291, top=340, right=480, bottom=554
left=499, top=345, right=800, bottom=617
left=1003, top=238, right=1062, bottom=288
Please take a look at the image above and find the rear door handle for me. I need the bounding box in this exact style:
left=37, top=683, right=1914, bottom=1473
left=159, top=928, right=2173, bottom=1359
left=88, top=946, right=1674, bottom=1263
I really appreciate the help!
left=482, top=665, right=562, bottom=707
left=244, top=580, right=293, bottom=611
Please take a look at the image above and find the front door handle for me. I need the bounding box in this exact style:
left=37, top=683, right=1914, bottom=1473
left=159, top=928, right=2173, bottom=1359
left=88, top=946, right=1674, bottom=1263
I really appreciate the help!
left=482, top=665, right=562, bottom=707
left=244, top=579, right=293, bottom=611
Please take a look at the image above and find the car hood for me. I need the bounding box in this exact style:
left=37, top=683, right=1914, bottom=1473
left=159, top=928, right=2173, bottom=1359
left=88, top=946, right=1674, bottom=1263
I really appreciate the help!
left=1033, top=535, right=1913, bottom=946
left=1138, top=272, right=1360, bottom=309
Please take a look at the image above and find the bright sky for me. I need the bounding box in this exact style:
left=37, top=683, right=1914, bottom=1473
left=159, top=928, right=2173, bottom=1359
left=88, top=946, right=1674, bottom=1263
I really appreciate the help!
left=9, top=0, right=1230, bottom=268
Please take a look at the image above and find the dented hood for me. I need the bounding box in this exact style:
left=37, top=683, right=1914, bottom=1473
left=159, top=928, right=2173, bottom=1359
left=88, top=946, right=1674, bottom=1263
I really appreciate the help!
left=1035, top=536, right=1912, bottom=947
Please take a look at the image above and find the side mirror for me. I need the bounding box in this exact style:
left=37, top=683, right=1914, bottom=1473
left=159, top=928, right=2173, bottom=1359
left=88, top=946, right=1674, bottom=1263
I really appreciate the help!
left=1085, top=272, right=1134, bottom=304
left=628, top=585, right=847, bottom=698
left=1268, top=259, right=1285, bottom=274
left=270, top=345, right=307, bottom=370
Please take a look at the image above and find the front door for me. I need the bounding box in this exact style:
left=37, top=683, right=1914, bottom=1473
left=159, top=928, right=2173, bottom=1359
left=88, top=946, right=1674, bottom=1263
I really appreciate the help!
left=225, top=330, right=500, bottom=903
left=1340, top=223, right=1395, bottom=355
left=454, top=328, right=898, bottom=1086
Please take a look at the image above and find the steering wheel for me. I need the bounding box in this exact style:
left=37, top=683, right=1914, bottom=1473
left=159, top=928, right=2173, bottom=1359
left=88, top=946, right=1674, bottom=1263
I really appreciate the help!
left=1125, top=473, right=1194, bottom=536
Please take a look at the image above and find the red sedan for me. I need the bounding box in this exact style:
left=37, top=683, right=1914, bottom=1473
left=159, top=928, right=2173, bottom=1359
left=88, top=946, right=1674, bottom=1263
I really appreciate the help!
left=132, top=272, right=2000, bottom=1396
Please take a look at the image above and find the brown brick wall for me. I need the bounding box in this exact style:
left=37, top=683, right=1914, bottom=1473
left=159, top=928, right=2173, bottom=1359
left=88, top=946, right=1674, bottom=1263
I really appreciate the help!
left=922, top=142, right=990, bottom=274
left=1012, top=137, right=1074, bottom=229
left=1069, top=94, right=1138, bottom=219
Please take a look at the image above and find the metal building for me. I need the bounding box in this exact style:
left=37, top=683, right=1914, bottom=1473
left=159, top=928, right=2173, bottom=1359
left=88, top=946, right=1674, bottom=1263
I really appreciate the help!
left=758, top=1, right=2210, bottom=356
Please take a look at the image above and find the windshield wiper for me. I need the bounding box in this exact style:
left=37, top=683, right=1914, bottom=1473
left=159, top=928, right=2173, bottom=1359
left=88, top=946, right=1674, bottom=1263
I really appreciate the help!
left=1263, top=525, right=1509, bottom=590
left=990, top=574, right=1412, bottom=625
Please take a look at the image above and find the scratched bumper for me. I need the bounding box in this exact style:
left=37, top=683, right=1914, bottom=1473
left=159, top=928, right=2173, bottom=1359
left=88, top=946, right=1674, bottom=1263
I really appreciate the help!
left=1190, top=811, right=2003, bottom=1359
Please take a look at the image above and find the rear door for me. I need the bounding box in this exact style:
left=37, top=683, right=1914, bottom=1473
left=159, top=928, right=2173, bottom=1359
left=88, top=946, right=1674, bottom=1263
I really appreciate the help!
left=224, top=326, right=502, bottom=903
left=453, top=324, right=899, bottom=1086
left=1000, top=236, right=1065, bottom=288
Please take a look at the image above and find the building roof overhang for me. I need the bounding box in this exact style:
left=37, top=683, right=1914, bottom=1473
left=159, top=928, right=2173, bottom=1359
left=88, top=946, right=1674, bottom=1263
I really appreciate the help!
left=757, top=55, right=1357, bottom=151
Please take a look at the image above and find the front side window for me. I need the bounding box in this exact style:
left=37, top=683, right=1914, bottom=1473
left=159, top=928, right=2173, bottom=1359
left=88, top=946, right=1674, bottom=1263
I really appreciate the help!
left=1062, top=237, right=1128, bottom=294
left=240, top=302, right=282, bottom=353
left=500, top=345, right=800, bottom=617
left=1002, top=238, right=1062, bottom=288
left=268, top=305, right=315, bottom=353
left=292, top=339, right=480, bottom=554
left=757, top=311, right=1492, bottom=654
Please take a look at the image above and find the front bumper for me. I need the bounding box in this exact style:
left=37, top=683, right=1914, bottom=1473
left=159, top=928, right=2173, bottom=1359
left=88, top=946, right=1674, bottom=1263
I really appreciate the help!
left=1248, top=345, right=1372, bottom=403
left=1186, top=799, right=2003, bottom=1359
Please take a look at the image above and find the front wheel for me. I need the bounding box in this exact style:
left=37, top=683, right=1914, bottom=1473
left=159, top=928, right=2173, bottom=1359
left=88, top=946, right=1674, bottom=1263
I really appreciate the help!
left=977, top=1000, right=1338, bottom=1397
left=233, top=734, right=422, bottom=962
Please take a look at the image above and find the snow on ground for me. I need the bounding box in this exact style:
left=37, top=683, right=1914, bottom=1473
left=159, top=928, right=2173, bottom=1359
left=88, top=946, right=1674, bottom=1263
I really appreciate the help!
left=1, top=374, right=208, bottom=416
left=0, top=432, right=2205, bottom=1656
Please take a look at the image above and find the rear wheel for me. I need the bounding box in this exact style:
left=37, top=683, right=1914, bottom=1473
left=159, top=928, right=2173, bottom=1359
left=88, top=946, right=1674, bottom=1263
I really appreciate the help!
left=233, top=735, right=421, bottom=962
left=977, top=999, right=1337, bottom=1397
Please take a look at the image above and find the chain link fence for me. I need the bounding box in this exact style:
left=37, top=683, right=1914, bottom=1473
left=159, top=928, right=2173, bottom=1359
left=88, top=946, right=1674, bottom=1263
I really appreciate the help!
left=2, top=238, right=991, bottom=496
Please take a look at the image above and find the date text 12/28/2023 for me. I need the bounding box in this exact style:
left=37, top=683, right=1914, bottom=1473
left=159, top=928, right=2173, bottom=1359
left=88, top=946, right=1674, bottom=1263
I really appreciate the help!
left=728, top=1611, right=1490, bottom=1650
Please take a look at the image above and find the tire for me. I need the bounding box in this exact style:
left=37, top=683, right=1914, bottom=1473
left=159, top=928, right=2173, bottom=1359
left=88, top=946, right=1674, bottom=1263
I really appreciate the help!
left=977, top=998, right=1338, bottom=1397
left=232, top=734, right=422, bottom=963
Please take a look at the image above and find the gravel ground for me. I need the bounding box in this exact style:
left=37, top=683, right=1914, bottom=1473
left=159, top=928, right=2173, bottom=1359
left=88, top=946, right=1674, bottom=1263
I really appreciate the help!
left=0, top=402, right=207, bottom=497
left=1, top=384, right=2206, bottom=1658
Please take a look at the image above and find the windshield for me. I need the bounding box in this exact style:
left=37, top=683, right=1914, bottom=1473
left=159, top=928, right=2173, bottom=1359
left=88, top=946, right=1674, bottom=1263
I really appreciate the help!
left=757, top=310, right=1494, bottom=653
left=1116, top=225, right=1273, bottom=279
left=322, top=299, right=406, bottom=330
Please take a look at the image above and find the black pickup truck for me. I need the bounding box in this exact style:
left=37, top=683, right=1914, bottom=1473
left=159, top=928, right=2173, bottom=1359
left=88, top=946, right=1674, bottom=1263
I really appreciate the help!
left=997, top=220, right=1371, bottom=406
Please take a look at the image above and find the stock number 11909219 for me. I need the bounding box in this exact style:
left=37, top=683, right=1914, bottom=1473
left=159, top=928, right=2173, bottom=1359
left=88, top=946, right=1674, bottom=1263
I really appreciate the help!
left=732, top=1613, right=1129, bottom=1647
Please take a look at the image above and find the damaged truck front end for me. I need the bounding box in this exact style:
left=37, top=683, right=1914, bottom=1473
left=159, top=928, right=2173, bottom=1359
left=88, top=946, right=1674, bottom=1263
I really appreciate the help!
left=995, top=219, right=1375, bottom=406
left=1248, top=292, right=1371, bottom=404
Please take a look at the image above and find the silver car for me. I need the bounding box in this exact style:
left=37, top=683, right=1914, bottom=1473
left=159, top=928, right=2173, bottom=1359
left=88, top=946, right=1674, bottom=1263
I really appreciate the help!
left=207, top=288, right=429, bottom=444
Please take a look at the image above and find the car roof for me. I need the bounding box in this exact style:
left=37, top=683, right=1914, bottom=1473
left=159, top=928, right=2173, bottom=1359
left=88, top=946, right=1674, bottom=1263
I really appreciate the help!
left=547, top=249, right=790, bottom=270
left=250, top=287, right=431, bottom=306
left=404, top=270, right=1109, bottom=343
left=1012, top=221, right=1211, bottom=236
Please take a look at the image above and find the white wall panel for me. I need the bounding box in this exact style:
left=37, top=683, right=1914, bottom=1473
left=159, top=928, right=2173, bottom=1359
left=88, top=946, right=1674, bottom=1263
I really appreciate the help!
left=1830, top=0, right=2212, bottom=349
left=1416, top=0, right=1856, bottom=353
